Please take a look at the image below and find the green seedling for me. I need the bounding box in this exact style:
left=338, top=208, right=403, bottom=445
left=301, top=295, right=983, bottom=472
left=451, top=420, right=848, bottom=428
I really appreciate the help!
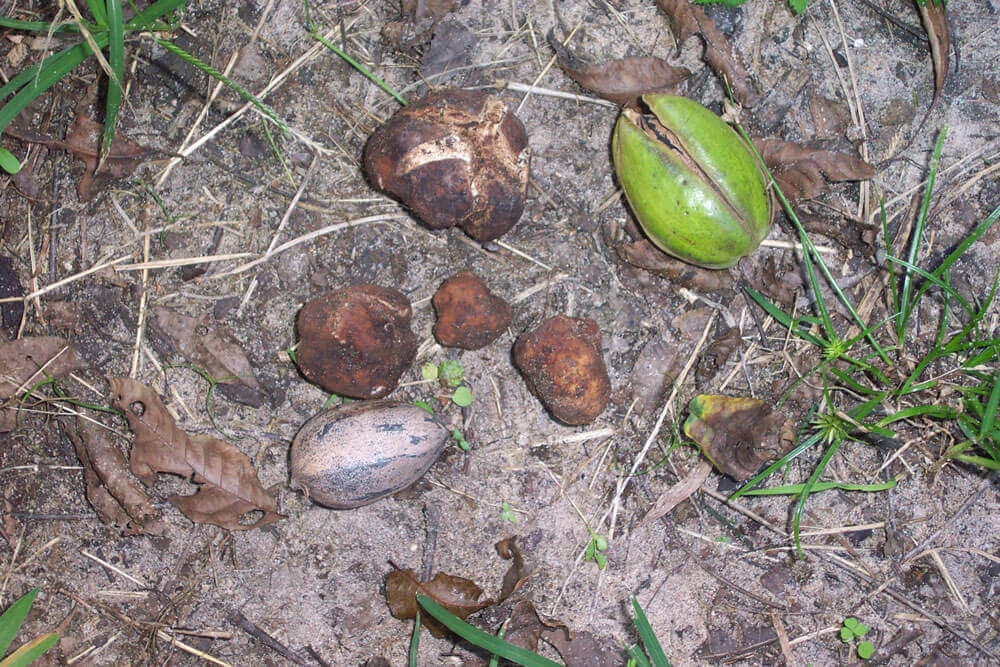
left=0, top=588, right=59, bottom=667
left=421, top=362, right=439, bottom=381
left=165, top=364, right=238, bottom=439
left=413, top=399, right=434, bottom=414
left=451, top=385, right=473, bottom=407
left=584, top=532, right=609, bottom=570
left=730, top=125, right=1000, bottom=555
left=500, top=501, right=516, bottom=523
left=452, top=429, right=470, bottom=451
left=438, top=360, right=464, bottom=388
left=840, top=617, right=875, bottom=660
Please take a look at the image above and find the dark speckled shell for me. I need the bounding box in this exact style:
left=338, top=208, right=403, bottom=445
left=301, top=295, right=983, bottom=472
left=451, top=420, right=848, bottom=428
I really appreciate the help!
left=290, top=401, right=449, bottom=509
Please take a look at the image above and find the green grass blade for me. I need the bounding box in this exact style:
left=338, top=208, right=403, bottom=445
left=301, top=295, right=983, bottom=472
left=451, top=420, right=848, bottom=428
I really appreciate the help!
left=102, top=0, right=125, bottom=158
left=743, top=479, right=897, bottom=496
left=885, top=255, right=975, bottom=316
left=408, top=611, right=421, bottom=667
left=416, top=596, right=563, bottom=667
left=0, top=147, right=20, bottom=175
left=631, top=597, right=669, bottom=667
left=978, top=372, right=1000, bottom=441
left=876, top=404, right=957, bottom=426
left=792, top=436, right=843, bottom=554
left=0, top=17, right=82, bottom=32
left=0, top=42, right=94, bottom=133
left=126, top=0, right=190, bottom=30
left=0, top=589, right=39, bottom=655
left=744, top=287, right=826, bottom=346
left=731, top=429, right=824, bottom=500
left=152, top=37, right=288, bottom=134
left=949, top=453, right=1000, bottom=470
left=0, top=632, right=59, bottom=667
left=627, top=644, right=652, bottom=667
left=898, top=128, right=946, bottom=340
left=88, top=0, right=109, bottom=26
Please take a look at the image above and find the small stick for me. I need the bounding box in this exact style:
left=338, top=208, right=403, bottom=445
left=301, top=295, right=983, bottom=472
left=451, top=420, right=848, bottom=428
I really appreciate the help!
left=229, top=609, right=309, bottom=666
left=420, top=502, right=441, bottom=582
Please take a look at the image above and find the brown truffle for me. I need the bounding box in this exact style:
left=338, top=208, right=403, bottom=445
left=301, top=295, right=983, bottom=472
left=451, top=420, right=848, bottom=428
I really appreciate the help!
left=296, top=285, right=417, bottom=399
left=363, top=88, right=530, bottom=242
left=513, top=316, right=611, bottom=425
left=432, top=272, right=512, bottom=349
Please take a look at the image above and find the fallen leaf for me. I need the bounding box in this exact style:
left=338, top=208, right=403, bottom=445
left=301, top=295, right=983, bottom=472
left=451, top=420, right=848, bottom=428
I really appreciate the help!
left=695, top=324, right=741, bottom=387
left=385, top=568, right=493, bottom=638
left=108, top=377, right=283, bottom=530
left=402, top=0, right=458, bottom=23
left=642, top=460, right=713, bottom=524
left=504, top=600, right=621, bottom=667
left=752, top=138, right=875, bottom=202
left=420, top=19, right=478, bottom=80
left=617, top=239, right=733, bottom=290
left=656, top=0, right=760, bottom=107
left=151, top=306, right=264, bottom=407
left=0, top=337, right=88, bottom=432
left=631, top=329, right=686, bottom=416
left=918, top=1, right=949, bottom=111
left=683, top=395, right=784, bottom=481
left=548, top=31, right=690, bottom=107
left=65, top=103, right=153, bottom=201
left=65, top=416, right=164, bottom=535
left=0, top=255, right=24, bottom=330
left=496, top=536, right=530, bottom=599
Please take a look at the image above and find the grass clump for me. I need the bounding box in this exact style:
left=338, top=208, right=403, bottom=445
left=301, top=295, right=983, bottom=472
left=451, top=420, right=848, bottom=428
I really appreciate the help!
left=734, top=126, right=1000, bottom=553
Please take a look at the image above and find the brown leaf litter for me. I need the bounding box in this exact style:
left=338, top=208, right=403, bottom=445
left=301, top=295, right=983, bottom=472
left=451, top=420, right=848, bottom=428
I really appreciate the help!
left=385, top=567, right=493, bottom=638
left=504, top=600, right=621, bottom=666
left=108, top=377, right=283, bottom=530
left=656, top=0, right=761, bottom=107
left=753, top=137, right=876, bottom=202
left=617, top=239, right=734, bottom=291
left=548, top=30, right=690, bottom=107
left=918, top=0, right=950, bottom=113
left=0, top=336, right=88, bottom=432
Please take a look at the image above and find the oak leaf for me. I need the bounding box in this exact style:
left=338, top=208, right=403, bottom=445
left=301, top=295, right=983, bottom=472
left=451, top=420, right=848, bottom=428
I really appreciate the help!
left=1, top=337, right=87, bottom=432
left=108, top=378, right=282, bottom=530
left=753, top=138, right=875, bottom=202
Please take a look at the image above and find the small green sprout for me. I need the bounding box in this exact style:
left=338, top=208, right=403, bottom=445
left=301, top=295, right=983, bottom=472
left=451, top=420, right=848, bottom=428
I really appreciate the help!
left=500, top=501, right=516, bottom=523
left=421, top=362, right=439, bottom=381
left=584, top=532, right=609, bottom=570
left=438, top=360, right=464, bottom=388
left=413, top=399, right=434, bottom=414
left=451, top=386, right=473, bottom=407
left=840, top=617, right=874, bottom=660
left=452, top=428, right=470, bottom=451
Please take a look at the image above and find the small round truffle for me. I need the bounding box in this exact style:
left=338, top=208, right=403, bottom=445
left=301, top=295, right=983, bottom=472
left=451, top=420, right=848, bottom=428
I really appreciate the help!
left=296, top=285, right=417, bottom=399
left=513, top=316, right=611, bottom=425
left=432, top=272, right=512, bottom=349
left=363, top=88, right=530, bottom=242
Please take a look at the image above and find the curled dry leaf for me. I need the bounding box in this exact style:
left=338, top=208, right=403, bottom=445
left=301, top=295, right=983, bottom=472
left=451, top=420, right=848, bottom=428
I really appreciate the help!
left=683, top=395, right=785, bottom=481
left=402, top=0, right=458, bottom=24
left=695, top=324, right=741, bottom=387
left=918, top=1, right=950, bottom=111
left=753, top=138, right=875, bottom=202
left=108, top=377, right=283, bottom=530
left=66, top=416, right=164, bottom=535
left=0, top=337, right=88, bottom=432
left=617, top=239, right=733, bottom=291
left=385, top=568, right=493, bottom=638
left=66, top=106, right=153, bottom=201
left=548, top=30, right=690, bottom=107
left=656, top=0, right=760, bottom=107
left=642, top=460, right=713, bottom=524
left=496, top=536, right=531, bottom=599
left=504, top=600, right=621, bottom=667
left=631, top=329, right=685, bottom=417
left=151, top=306, right=264, bottom=407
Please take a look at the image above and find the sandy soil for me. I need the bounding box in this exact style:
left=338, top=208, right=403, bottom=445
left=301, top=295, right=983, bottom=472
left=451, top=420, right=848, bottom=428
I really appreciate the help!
left=1, top=0, right=998, bottom=664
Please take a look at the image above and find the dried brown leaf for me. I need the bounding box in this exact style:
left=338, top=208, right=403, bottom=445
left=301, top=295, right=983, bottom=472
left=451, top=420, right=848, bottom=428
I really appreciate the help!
left=151, top=306, right=263, bottom=405
left=504, top=600, right=620, bottom=666
left=617, top=239, right=733, bottom=290
left=385, top=567, right=492, bottom=638
left=402, top=0, right=458, bottom=23
left=918, top=1, right=949, bottom=110
left=753, top=137, right=875, bottom=202
left=496, top=536, right=530, bottom=599
left=642, top=460, right=713, bottom=524
left=65, top=107, right=152, bottom=201
left=631, top=329, right=685, bottom=417
left=696, top=324, right=741, bottom=387
left=108, top=377, right=282, bottom=530
left=683, top=395, right=784, bottom=481
left=66, top=416, right=164, bottom=534
left=1, top=337, right=88, bottom=431
left=656, top=0, right=760, bottom=107
left=548, top=31, right=690, bottom=107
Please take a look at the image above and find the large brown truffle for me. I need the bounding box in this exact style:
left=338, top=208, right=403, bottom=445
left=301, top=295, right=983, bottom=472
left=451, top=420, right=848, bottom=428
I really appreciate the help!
left=432, top=272, right=512, bottom=349
left=296, top=285, right=417, bottom=399
left=363, top=88, right=530, bottom=242
left=513, top=316, right=611, bottom=425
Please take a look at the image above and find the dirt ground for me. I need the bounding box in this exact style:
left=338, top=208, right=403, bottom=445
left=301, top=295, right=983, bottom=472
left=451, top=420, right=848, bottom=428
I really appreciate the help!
left=1, top=0, right=999, bottom=664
